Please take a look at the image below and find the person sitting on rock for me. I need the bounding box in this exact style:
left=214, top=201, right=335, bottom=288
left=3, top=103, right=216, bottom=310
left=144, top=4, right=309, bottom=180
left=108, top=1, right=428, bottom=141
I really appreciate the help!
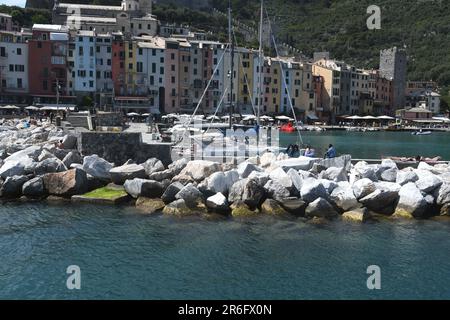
left=304, top=145, right=315, bottom=158
left=324, top=144, right=336, bottom=159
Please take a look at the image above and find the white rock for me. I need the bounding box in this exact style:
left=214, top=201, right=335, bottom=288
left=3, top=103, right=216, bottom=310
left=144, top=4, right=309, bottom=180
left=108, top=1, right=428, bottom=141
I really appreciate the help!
left=260, top=152, right=277, bottom=168
left=300, top=178, right=328, bottom=203
left=269, top=167, right=293, bottom=189
left=83, top=154, right=114, bottom=180
left=206, top=192, right=228, bottom=209
left=178, top=160, right=222, bottom=182
left=396, top=169, right=419, bottom=186
left=396, top=182, right=428, bottom=218
left=415, top=172, right=442, bottom=194
left=237, top=161, right=261, bottom=178
left=330, top=185, right=359, bottom=211
left=352, top=178, right=376, bottom=200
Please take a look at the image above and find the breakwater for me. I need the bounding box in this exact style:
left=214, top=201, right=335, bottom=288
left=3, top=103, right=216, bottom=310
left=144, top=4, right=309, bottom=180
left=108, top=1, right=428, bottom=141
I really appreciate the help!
left=1, top=120, right=450, bottom=222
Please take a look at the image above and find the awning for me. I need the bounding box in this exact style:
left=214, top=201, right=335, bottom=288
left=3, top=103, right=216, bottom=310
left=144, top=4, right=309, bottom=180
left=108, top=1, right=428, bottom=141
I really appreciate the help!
left=307, top=113, right=319, bottom=120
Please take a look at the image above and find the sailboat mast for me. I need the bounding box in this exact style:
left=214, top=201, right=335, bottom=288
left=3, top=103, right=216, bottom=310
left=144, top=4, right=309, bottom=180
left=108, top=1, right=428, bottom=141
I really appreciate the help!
left=228, top=1, right=234, bottom=129
left=257, top=0, right=264, bottom=127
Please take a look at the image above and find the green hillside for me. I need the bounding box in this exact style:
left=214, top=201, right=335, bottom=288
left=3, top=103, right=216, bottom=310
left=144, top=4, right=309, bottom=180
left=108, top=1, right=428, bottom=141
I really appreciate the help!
left=8, top=0, right=450, bottom=90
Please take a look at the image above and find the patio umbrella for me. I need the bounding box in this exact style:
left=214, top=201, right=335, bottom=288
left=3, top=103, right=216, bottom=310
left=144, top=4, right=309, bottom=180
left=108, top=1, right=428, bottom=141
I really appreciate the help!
left=377, top=115, right=395, bottom=120
left=346, top=115, right=363, bottom=120
left=361, top=115, right=378, bottom=120
left=26, top=106, right=40, bottom=110
left=127, top=112, right=140, bottom=117
left=275, top=115, right=292, bottom=120
left=141, top=113, right=150, bottom=116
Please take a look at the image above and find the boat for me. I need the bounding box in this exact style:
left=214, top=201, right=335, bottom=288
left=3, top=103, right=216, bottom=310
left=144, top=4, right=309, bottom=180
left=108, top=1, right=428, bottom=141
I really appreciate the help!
left=411, top=130, right=432, bottom=136
left=280, top=122, right=295, bottom=133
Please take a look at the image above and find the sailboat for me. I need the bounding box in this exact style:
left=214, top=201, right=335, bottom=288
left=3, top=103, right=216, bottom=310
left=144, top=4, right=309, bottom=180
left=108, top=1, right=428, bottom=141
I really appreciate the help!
left=170, top=0, right=302, bottom=162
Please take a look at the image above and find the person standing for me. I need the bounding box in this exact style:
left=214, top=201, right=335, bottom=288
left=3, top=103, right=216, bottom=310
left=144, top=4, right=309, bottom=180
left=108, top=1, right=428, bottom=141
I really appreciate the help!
left=325, top=144, right=336, bottom=158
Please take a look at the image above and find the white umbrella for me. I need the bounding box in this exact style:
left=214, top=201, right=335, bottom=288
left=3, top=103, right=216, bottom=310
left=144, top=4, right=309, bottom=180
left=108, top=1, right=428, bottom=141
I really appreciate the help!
left=1, top=105, right=20, bottom=109
left=26, top=106, right=40, bottom=110
left=377, top=115, right=395, bottom=120
left=361, top=115, right=378, bottom=120
left=275, top=115, right=292, bottom=120
left=432, top=116, right=450, bottom=123
left=206, top=115, right=220, bottom=120
left=141, top=113, right=150, bottom=116
left=127, top=112, right=140, bottom=117
left=346, top=115, right=363, bottom=120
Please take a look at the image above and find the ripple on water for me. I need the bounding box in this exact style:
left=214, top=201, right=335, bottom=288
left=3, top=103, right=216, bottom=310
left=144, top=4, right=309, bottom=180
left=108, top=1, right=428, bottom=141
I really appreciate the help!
left=0, top=202, right=449, bottom=299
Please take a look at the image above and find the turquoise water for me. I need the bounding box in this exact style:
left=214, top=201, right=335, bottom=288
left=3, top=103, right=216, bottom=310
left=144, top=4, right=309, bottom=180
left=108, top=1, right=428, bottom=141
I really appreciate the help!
left=1, top=202, right=450, bottom=300
left=281, top=131, right=450, bottom=160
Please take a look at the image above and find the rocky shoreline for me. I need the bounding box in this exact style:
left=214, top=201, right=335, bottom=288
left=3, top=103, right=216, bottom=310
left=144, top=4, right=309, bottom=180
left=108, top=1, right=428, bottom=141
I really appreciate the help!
left=1, top=119, right=450, bottom=222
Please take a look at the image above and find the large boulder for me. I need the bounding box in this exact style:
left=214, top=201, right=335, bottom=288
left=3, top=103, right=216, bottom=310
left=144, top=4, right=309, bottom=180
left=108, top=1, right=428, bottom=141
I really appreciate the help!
left=342, top=207, right=369, bottom=223
left=353, top=163, right=378, bottom=181
left=396, top=169, right=419, bottom=186
left=200, top=170, right=239, bottom=196
left=4, top=145, right=41, bottom=162
left=62, top=151, right=83, bottom=168
left=287, top=169, right=303, bottom=194
left=261, top=199, right=289, bottom=216
left=269, top=167, right=293, bottom=189
left=395, top=182, right=429, bottom=218
left=61, top=135, right=77, bottom=150
left=319, top=179, right=338, bottom=195
left=177, top=160, right=222, bottom=182
left=0, top=175, right=29, bottom=198
left=22, top=177, right=46, bottom=198
left=305, top=197, right=339, bottom=219
left=230, top=200, right=258, bottom=217
left=206, top=192, right=229, bottom=212
left=300, top=178, right=328, bottom=203
left=82, top=155, right=114, bottom=181
left=34, top=158, right=67, bottom=176
left=124, top=178, right=164, bottom=199
left=149, top=169, right=176, bottom=182
left=330, top=185, right=359, bottom=212
left=141, top=158, right=165, bottom=176
left=436, top=183, right=450, bottom=206
left=264, top=179, right=291, bottom=201
left=352, top=178, right=376, bottom=200
left=161, top=181, right=184, bottom=204
left=0, top=159, right=27, bottom=178
left=374, top=181, right=402, bottom=193
left=228, top=178, right=266, bottom=209
left=167, top=158, right=188, bottom=175
left=135, top=197, right=165, bottom=215
left=109, top=164, right=147, bottom=185
left=380, top=167, right=398, bottom=182
left=260, top=152, right=277, bottom=168
left=381, top=159, right=398, bottom=170
left=359, top=189, right=399, bottom=214
left=237, top=161, right=261, bottom=178
left=415, top=170, right=442, bottom=194
left=247, top=171, right=270, bottom=187
left=163, top=199, right=203, bottom=216
left=175, top=183, right=205, bottom=208
left=319, top=167, right=348, bottom=182
left=43, top=168, right=88, bottom=196
left=38, top=149, right=56, bottom=162
left=278, top=197, right=306, bottom=216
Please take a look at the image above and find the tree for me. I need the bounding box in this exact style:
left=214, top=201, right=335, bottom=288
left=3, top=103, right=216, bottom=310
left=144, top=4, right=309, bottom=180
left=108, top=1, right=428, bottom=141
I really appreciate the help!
left=80, top=95, right=94, bottom=109
left=31, top=13, right=49, bottom=24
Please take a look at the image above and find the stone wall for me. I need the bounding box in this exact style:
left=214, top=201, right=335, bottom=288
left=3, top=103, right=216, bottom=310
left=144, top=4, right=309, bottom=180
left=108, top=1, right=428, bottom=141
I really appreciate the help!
left=78, top=132, right=173, bottom=166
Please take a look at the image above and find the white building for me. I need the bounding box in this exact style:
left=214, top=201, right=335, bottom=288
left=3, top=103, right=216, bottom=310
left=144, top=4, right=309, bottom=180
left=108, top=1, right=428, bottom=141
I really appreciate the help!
left=95, top=33, right=114, bottom=106
left=136, top=36, right=165, bottom=113
left=0, top=30, right=31, bottom=104
left=72, top=30, right=96, bottom=94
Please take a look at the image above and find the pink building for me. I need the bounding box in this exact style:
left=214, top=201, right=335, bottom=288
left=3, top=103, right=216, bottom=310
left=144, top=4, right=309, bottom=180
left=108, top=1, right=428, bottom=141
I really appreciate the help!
left=164, top=39, right=180, bottom=114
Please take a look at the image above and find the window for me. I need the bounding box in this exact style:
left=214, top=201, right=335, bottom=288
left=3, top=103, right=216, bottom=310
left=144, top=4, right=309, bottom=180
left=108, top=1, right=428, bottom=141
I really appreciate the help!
left=160, top=67, right=164, bottom=74
left=148, top=24, right=151, bottom=30
left=129, top=63, right=133, bottom=70
left=79, top=46, right=83, bottom=55
left=37, top=42, right=42, bottom=48
left=136, top=62, right=143, bottom=73
left=96, top=46, right=100, bottom=53
left=9, top=64, right=13, bottom=72
left=138, top=48, right=143, bottom=55
left=17, top=48, right=22, bottom=55
left=160, top=57, right=164, bottom=63
left=1, top=79, right=5, bottom=88
left=17, top=78, right=22, bottom=89
left=152, top=49, right=156, bottom=56
left=152, top=63, right=156, bottom=73
left=107, top=47, right=111, bottom=53
left=89, top=80, right=94, bottom=88
left=107, top=59, right=111, bottom=66
left=0, top=47, right=5, bottom=57
left=171, top=53, right=175, bottom=60
left=171, top=76, right=175, bottom=83
left=43, top=80, right=48, bottom=90
left=171, top=65, right=175, bottom=71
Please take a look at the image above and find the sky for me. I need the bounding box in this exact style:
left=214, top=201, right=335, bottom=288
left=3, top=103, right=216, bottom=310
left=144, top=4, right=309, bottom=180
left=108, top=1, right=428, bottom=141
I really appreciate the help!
left=1, top=0, right=26, bottom=7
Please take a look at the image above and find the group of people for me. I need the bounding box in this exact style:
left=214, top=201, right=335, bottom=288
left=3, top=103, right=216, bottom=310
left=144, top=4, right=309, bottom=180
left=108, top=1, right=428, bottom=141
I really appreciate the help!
left=285, top=144, right=336, bottom=159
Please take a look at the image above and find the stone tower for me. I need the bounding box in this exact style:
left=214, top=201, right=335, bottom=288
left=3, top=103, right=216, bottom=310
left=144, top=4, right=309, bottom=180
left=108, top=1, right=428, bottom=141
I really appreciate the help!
left=140, top=0, right=153, bottom=15
left=380, top=47, right=407, bottom=110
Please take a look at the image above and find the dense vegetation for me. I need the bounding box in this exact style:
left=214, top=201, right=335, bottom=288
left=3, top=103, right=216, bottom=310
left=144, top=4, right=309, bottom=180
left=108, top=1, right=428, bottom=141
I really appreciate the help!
left=6, top=0, right=450, bottom=100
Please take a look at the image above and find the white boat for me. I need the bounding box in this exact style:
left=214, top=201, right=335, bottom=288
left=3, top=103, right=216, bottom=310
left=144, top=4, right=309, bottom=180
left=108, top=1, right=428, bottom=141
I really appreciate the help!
left=411, top=130, right=432, bottom=136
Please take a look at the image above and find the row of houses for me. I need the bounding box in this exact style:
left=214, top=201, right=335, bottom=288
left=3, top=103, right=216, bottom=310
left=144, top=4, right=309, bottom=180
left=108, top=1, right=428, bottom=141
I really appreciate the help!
left=0, top=1, right=442, bottom=122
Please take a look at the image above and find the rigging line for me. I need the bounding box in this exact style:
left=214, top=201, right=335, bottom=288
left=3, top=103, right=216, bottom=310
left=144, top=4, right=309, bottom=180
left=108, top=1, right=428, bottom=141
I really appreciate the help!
left=231, top=29, right=258, bottom=116
left=181, top=42, right=230, bottom=131
left=264, top=7, right=304, bottom=146
left=205, top=85, right=229, bottom=133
